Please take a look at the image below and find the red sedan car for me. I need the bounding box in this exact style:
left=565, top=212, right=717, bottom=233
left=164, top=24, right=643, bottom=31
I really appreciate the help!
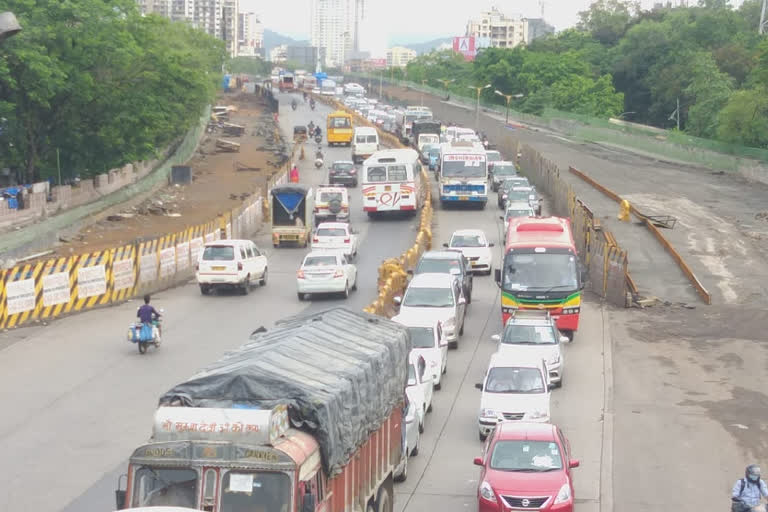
left=474, top=421, right=580, bottom=511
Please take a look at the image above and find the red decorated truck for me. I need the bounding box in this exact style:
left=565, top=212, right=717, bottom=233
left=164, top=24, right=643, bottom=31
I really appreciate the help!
left=116, top=308, right=409, bottom=512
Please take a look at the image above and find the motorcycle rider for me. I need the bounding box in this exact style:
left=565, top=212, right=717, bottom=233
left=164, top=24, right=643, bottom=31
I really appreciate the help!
left=303, top=91, right=308, bottom=102
left=308, top=120, right=315, bottom=135
left=137, top=294, right=162, bottom=343
left=310, top=98, right=316, bottom=110
left=313, top=126, right=321, bottom=138
left=291, top=98, right=298, bottom=110
left=732, top=465, right=768, bottom=512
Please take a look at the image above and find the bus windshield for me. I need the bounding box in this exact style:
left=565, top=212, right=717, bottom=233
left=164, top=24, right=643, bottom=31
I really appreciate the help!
left=502, top=251, right=578, bottom=292
left=442, top=154, right=487, bottom=178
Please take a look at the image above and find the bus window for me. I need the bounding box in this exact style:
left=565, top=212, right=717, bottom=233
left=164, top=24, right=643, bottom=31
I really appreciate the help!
left=387, top=165, right=407, bottom=181
left=367, top=166, right=387, bottom=182
left=331, top=117, right=351, bottom=129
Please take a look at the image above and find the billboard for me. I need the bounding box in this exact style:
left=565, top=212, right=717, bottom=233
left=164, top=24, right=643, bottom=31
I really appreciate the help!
left=453, top=36, right=476, bottom=61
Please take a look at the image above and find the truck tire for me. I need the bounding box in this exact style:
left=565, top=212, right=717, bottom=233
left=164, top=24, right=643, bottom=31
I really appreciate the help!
left=376, top=482, right=393, bottom=512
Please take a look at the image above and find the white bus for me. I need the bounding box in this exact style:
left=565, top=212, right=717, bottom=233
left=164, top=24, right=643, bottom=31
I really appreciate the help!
left=438, top=140, right=488, bottom=208
left=362, top=148, right=424, bottom=217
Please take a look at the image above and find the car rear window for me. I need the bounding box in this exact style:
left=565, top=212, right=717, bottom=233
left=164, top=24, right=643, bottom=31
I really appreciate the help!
left=416, top=258, right=461, bottom=274
left=317, top=228, right=347, bottom=237
left=366, top=135, right=377, bottom=143
left=202, top=246, right=234, bottom=261
left=304, top=256, right=337, bottom=266
left=319, top=192, right=343, bottom=203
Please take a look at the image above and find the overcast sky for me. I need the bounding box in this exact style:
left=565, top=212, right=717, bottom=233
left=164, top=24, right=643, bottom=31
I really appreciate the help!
left=241, top=0, right=747, bottom=56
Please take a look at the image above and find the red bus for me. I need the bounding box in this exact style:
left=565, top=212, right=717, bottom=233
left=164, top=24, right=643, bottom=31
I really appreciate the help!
left=494, top=217, right=583, bottom=340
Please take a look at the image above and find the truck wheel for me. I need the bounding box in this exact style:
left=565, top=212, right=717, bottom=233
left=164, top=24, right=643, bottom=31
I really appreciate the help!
left=376, top=482, right=393, bottom=512
left=200, top=284, right=211, bottom=295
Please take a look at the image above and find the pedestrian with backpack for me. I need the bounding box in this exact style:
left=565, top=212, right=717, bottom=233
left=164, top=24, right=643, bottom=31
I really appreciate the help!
left=732, top=465, right=768, bottom=512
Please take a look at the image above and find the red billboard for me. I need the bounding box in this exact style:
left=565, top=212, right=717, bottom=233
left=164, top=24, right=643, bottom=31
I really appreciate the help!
left=453, top=36, right=477, bottom=61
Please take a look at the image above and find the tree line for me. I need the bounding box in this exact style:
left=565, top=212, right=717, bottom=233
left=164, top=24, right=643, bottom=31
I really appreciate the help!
left=397, top=0, right=768, bottom=149
left=0, top=0, right=226, bottom=183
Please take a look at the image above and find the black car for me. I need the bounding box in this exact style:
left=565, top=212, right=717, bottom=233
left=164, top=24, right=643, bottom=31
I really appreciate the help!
left=412, top=250, right=473, bottom=303
left=497, top=178, right=531, bottom=209
left=328, top=160, right=358, bottom=187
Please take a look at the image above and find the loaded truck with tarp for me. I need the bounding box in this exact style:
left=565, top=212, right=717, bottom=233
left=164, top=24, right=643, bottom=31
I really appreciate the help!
left=271, top=184, right=313, bottom=247
left=115, top=308, right=410, bottom=512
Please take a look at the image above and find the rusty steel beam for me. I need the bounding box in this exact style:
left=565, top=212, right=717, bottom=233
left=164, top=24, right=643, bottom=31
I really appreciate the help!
left=568, top=166, right=711, bottom=305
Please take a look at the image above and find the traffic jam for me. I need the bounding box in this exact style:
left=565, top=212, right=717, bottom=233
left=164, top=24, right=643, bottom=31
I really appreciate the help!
left=119, top=79, right=583, bottom=512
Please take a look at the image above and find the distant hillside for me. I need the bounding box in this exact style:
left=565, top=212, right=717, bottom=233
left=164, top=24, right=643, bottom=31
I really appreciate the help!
left=263, top=29, right=309, bottom=58
left=399, top=37, right=454, bottom=55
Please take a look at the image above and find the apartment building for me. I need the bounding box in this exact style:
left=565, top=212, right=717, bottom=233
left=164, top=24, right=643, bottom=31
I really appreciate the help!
left=386, top=46, right=417, bottom=68
left=310, top=0, right=362, bottom=68
left=238, top=12, right=264, bottom=57
left=466, top=6, right=554, bottom=48
left=136, top=0, right=240, bottom=57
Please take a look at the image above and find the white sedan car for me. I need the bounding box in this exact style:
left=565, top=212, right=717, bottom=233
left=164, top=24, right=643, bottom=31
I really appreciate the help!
left=312, top=222, right=359, bottom=259
left=443, top=229, right=494, bottom=275
left=296, top=251, right=357, bottom=300
left=392, top=316, right=448, bottom=389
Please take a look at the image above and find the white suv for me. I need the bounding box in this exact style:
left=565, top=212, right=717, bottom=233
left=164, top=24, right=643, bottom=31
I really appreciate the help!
left=313, top=186, right=350, bottom=225
left=196, top=240, right=268, bottom=295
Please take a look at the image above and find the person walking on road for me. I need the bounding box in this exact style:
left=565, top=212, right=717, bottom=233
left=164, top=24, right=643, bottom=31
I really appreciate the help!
left=732, top=465, right=768, bottom=512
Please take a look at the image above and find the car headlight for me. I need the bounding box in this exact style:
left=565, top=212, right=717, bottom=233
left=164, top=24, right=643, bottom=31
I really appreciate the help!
left=554, top=483, right=571, bottom=504
left=526, top=410, right=548, bottom=420
left=479, top=481, right=497, bottom=503
left=480, top=408, right=498, bottom=419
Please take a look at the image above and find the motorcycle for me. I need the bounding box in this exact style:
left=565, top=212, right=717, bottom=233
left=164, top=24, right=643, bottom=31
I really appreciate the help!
left=315, top=148, right=324, bottom=169
left=310, top=100, right=316, bottom=111
left=127, top=309, right=164, bottom=354
left=291, top=100, right=298, bottom=111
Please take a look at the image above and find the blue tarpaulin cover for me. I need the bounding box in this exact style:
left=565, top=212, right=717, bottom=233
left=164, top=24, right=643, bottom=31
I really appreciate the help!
left=271, top=184, right=309, bottom=214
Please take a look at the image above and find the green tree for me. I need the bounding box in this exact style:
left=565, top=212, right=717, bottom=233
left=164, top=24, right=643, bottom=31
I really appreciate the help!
left=684, top=52, right=734, bottom=138
left=578, top=0, right=640, bottom=46
left=228, top=57, right=273, bottom=76
left=716, top=88, right=768, bottom=147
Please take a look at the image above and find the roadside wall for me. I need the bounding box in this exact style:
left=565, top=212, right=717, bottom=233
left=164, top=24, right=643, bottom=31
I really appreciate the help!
left=0, top=107, right=212, bottom=261
left=0, top=89, right=294, bottom=330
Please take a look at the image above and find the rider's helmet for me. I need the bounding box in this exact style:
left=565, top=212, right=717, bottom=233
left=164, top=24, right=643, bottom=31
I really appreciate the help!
left=746, top=465, right=761, bottom=482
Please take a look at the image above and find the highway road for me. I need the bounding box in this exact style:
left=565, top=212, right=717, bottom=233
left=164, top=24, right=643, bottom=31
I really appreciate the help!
left=0, top=94, right=420, bottom=512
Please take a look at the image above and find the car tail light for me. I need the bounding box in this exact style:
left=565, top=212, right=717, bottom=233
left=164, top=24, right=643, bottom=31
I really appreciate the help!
left=344, top=238, right=350, bottom=243
left=237, top=262, right=243, bottom=271
left=333, top=269, right=344, bottom=278
left=297, top=270, right=305, bottom=279
left=313, top=236, right=319, bottom=243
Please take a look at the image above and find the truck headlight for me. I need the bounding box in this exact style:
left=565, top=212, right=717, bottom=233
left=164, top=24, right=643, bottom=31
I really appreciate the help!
left=554, top=483, right=571, bottom=504
left=479, top=481, right=497, bottom=502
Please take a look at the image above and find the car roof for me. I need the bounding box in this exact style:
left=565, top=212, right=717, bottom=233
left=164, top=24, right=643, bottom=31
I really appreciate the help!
left=420, top=250, right=464, bottom=260
left=304, top=250, right=342, bottom=259
left=354, top=126, right=377, bottom=133
left=489, top=351, right=546, bottom=368
left=494, top=160, right=515, bottom=165
left=317, top=186, right=348, bottom=193
left=203, top=239, right=250, bottom=246
left=392, top=315, right=439, bottom=329
left=316, top=222, right=349, bottom=229
left=332, top=160, right=354, bottom=165
left=451, top=229, right=486, bottom=237
left=495, top=421, right=557, bottom=441
left=408, top=272, right=456, bottom=288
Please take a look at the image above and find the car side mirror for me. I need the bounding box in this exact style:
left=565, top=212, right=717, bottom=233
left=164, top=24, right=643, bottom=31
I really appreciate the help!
left=490, top=334, right=500, bottom=343
left=547, top=383, right=555, bottom=391
left=499, top=215, right=504, bottom=220
left=494, top=269, right=501, bottom=283
left=473, top=456, right=484, bottom=466
left=559, top=335, right=569, bottom=344
left=489, top=243, right=495, bottom=247
left=393, top=296, right=403, bottom=306
left=458, top=297, right=467, bottom=306
left=475, top=383, right=483, bottom=390
left=442, top=242, right=449, bottom=247
left=569, top=459, right=580, bottom=469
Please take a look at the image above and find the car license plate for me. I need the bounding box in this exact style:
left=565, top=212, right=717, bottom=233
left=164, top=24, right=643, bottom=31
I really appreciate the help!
left=212, top=266, right=226, bottom=271
left=385, top=185, right=391, bottom=191
left=460, top=195, right=469, bottom=201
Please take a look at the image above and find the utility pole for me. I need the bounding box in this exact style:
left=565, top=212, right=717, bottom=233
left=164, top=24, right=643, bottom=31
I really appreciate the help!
left=760, top=0, right=767, bottom=35
left=468, top=84, right=491, bottom=131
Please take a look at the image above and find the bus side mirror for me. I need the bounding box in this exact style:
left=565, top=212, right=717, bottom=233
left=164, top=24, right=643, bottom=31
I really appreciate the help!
left=494, top=269, right=501, bottom=284
left=115, top=474, right=127, bottom=510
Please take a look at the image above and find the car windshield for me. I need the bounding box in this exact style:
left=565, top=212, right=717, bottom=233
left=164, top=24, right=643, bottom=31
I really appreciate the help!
left=502, top=325, right=557, bottom=345
left=202, top=245, right=234, bottom=261
left=486, top=152, right=502, bottom=162
left=319, top=192, right=343, bottom=203
left=220, top=471, right=292, bottom=512
left=451, top=234, right=485, bottom=248
left=502, top=252, right=579, bottom=291
left=403, top=287, right=454, bottom=308
left=132, top=467, right=197, bottom=507
left=505, top=189, right=532, bottom=202
left=316, top=228, right=347, bottom=237
left=416, top=257, right=462, bottom=275
left=304, top=255, right=338, bottom=266
left=408, top=326, right=435, bottom=348
left=485, top=367, right=545, bottom=393
left=489, top=440, right=563, bottom=471
left=494, top=164, right=517, bottom=176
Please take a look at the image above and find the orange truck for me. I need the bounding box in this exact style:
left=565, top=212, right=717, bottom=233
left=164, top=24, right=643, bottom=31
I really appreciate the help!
left=116, top=308, right=408, bottom=512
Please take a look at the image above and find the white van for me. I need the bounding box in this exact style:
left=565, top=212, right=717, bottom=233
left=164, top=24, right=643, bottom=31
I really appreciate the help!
left=352, top=126, right=380, bottom=164
left=196, top=240, right=268, bottom=295
left=475, top=352, right=552, bottom=441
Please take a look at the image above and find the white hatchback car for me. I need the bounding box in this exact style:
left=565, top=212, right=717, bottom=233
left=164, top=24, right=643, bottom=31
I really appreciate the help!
left=394, top=399, right=421, bottom=482
left=312, top=222, right=359, bottom=259
left=443, top=229, right=494, bottom=275
left=394, top=273, right=467, bottom=349
left=476, top=353, right=552, bottom=441
left=392, top=316, right=448, bottom=389
left=196, top=240, right=268, bottom=295
left=296, top=251, right=357, bottom=300
left=406, top=351, right=434, bottom=433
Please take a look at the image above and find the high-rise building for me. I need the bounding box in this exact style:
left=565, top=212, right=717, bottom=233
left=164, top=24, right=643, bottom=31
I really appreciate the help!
left=136, top=0, right=240, bottom=57
left=465, top=6, right=553, bottom=49
left=270, top=44, right=288, bottom=63
left=238, top=12, right=264, bottom=57
left=386, top=46, right=417, bottom=68
left=310, top=0, right=363, bottom=68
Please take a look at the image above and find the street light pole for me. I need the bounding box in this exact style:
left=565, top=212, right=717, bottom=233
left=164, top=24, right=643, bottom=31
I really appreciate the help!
left=494, top=90, right=524, bottom=125
left=437, top=78, right=455, bottom=101
left=469, top=84, right=491, bottom=132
